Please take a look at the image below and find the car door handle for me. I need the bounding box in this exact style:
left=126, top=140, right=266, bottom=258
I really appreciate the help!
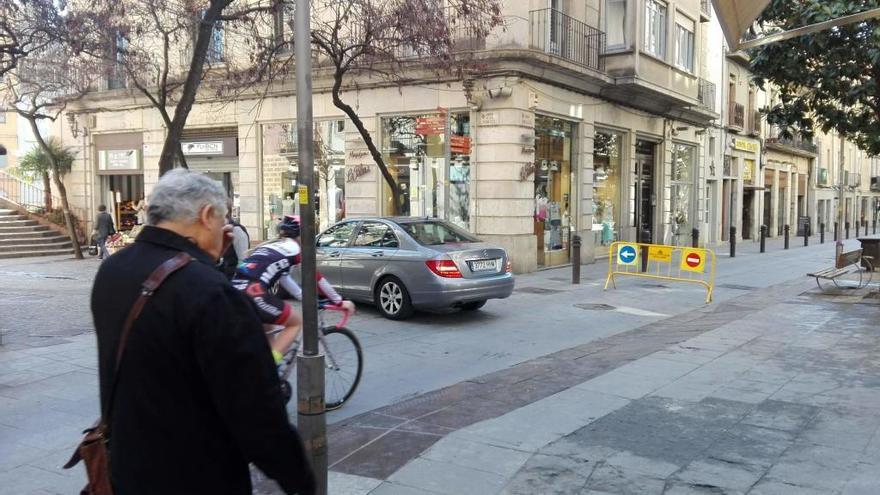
left=371, top=251, right=384, bottom=257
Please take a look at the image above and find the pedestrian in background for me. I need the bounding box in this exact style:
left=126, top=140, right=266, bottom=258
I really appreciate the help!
left=222, top=199, right=250, bottom=279
left=89, top=169, right=315, bottom=495
left=94, top=204, right=115, bottom=260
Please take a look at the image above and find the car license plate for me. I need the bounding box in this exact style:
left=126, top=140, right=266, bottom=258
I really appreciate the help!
left=469, top=259, right=499, bottom=272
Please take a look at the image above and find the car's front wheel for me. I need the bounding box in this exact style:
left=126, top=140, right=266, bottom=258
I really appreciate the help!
left=375, top=276, right=414, bottom=320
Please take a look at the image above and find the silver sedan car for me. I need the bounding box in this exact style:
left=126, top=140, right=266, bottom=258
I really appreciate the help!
left=316, top=217, right=515, bottom=319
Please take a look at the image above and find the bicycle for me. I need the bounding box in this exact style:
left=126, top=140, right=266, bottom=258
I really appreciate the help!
left=269, top=300, right=363, bottom=411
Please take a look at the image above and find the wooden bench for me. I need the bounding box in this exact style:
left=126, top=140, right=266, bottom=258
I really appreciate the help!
left=808, top=248, right=873, bottom=290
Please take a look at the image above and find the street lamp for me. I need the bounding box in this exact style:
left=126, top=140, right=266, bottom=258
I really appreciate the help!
left=294, top=2, right=328, bottom=494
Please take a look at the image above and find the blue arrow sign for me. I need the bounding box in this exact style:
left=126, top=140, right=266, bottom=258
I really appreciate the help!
left=618, top=245, right=638, bottom=265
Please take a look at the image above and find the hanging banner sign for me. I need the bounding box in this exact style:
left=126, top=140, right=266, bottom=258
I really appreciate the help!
left=450, top=135, right=472, bottom=154
left=415, top=116, right=446, bottom=136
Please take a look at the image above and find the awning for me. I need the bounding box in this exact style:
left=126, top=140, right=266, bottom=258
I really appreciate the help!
left=713, top=0, right=880, bottom=51
left=712, top=0, right=771, bottom=50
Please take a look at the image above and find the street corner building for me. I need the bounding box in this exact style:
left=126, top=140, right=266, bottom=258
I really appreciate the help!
left=53, top=0, right=880, bottom=273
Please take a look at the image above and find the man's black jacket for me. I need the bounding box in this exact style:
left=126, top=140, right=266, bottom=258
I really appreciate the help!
left=91, top=226, right=315, bottom=495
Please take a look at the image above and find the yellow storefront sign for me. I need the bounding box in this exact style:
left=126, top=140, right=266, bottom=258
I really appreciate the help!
left=734, top=139, right=758, bottom=153
left=648, top=246, right=672, bottom=263
left=680, top=248, right=707, bottom=273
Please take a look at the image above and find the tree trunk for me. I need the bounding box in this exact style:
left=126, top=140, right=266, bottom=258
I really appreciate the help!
left=51, top=171, right=83, bottom=259
left=330, top=73, right=401, bottom=215
left=42, top=171, right=52, bottom=212
left=25, top=116, right=83, bottom=259
left=157, top=0, right=228, bottom=174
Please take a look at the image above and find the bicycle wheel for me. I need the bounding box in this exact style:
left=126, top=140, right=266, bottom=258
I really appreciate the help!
left=319, top=326, right=363, bottom=411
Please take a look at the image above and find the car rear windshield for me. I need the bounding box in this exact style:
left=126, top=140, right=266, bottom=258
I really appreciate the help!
left=400, top=221, right=480, bottom=246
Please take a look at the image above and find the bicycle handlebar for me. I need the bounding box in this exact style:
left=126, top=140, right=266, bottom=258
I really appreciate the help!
left=319, top=300, right=352, bottom=328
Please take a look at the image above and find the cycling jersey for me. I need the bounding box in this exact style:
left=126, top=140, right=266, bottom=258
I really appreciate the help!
left=232, top=238, right=342, bottom=324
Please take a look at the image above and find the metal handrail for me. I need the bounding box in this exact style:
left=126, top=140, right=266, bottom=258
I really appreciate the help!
left=0, top=170, right=87, bottom=241
left=529, top=8, right=605, bottom=72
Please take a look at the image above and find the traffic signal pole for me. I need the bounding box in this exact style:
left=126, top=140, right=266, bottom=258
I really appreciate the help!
left=294, top=1, right=327, bottom=493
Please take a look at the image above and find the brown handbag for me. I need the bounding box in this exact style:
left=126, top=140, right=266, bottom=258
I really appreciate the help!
left=64, top=252, right=194, bottom=495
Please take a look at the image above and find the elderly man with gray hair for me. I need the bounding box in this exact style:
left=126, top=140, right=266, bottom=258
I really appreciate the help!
left=89, top=169, right=315, bottom=494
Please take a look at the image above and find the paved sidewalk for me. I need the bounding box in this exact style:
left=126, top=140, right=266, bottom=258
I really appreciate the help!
left=0, top=238, right=875, bottom=494
left=323, top=278, right=880, bottom=494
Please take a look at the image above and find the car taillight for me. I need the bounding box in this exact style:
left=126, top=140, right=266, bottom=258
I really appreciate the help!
left=426, top=259, right=462, bottom=278
left=505, top=258, right=512, bottom=273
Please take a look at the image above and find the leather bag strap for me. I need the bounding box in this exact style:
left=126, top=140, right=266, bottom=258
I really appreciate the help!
left=104, top=252, right=194, bottom=420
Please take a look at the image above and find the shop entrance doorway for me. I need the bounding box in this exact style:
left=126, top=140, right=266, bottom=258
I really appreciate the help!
left=634, top=140, right=656, bottom=244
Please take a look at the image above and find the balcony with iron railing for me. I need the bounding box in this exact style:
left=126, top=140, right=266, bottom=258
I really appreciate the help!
left=697, top=78, right=716, bottom=113
left=529, top=8, right=605, bottom=72
left=729, top=103, right=745, bottom=130
left=765, top=135, right=818, bottom=155
left=749, top=110, right=761, bottom=136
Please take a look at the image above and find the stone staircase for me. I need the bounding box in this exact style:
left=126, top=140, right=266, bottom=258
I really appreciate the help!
left=0, top=208, right=75, bottom=259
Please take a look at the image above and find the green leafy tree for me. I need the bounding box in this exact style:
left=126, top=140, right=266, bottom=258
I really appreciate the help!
left=18, top=138, right=75, bottom=213
left=750, top=0, right=880, bottom=154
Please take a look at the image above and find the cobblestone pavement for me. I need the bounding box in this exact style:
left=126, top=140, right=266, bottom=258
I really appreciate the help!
left=0, top=236, right=875, bottom=494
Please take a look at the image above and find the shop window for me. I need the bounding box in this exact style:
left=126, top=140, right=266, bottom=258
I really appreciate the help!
left=261, top=120, right=346, bottom=238
left=670, top=143, right=696, bottom=246
left=535, top=116, right=574, bottom=267
left=381, top=112, right=471, bottom=228
left=593, top=130, right=623, bottom=246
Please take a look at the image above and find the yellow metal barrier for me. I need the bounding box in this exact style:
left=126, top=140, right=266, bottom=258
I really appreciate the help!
left=603, top=242, right=716, bottom=303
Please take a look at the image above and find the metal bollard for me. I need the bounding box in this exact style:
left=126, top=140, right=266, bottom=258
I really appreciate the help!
left=874, top=218, right=877, bottom=235
left=846, top=221, right=850, bottom=239
left=784, top=224, right=790, bottom=250
left=834, top=222, right=839, bottom=242
left=730, top=226, right=736, bottom=258
left=571, top=235, right=581, bottom=285
left=692, top=228, right=700, bottom=248
left=856, top=221, right=860, bottom=238
left=820, top=223, right=825, bottom=244
left=760, top=225, right=767, bottom=253
left=804, top=223, right=810, bottom=247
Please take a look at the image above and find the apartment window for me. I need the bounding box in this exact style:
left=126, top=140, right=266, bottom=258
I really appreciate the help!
left=605, top=0, right=627, bottom=48
left=108, top=33, right=128, bottom=90
left=0, top=112, right=6, bottom=124
left=206, top=22, right=224, bottom=64
left=273, top=2, right=293, bottom=51
left=644, top=0, right=667, bottom=58
left=674, top=16, right=694, bottom=72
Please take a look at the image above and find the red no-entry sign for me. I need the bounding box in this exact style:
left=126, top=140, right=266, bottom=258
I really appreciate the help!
left=680, top=248, right=707, bottom=273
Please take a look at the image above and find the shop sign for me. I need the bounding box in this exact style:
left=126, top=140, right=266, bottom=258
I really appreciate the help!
left=733, top=139, right=758, bottom=153
left=100, top=149, right=140, bottom=171
left=648, top=246, right=672, bottom=263
left=480, top=112, right=498, bottom=126
left=348, top=149, right=370, bottom=160
left=450, top=135, right=471, bottom=155
left=346, top=164, right=371, bottom=182
left=415, top=116, right=445, bottom=136
left=182, top=140, right=224, bottom=155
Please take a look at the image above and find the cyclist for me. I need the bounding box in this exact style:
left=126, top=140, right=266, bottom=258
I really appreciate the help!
left=232, top=215, right=355, bottom=364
